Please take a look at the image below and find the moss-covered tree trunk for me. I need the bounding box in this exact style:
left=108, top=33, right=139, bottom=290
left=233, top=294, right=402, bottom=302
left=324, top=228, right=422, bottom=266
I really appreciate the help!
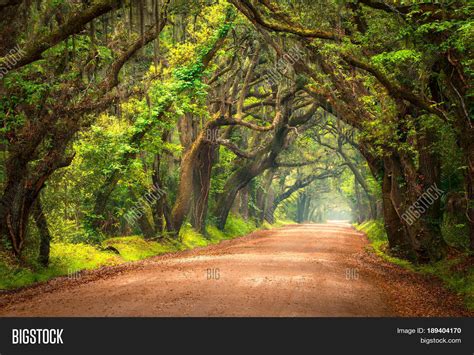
left=190, top=141, right=216, bottom=235
left=170, top=125, right=218, bottom=236
left=381, top=155, right=417, bottom=261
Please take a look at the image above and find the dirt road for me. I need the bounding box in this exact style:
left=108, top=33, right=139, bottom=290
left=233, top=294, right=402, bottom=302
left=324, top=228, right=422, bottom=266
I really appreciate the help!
left=0, top=223, right=469, bottom=316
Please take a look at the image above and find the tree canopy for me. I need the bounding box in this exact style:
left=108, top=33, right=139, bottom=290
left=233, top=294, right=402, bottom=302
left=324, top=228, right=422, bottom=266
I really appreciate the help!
left=0, top=0, right=472, bottom=273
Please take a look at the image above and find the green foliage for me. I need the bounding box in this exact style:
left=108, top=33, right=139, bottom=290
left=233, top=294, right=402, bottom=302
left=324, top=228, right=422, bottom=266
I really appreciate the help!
left=206, top=225, right=228, bottom=242
left=441, top=214, right=469, bottom=251
left=372, top=49, right=422, bottom=67
left=173, top=9, right=234, bottom=92
left=48, top=216, right=85, bottom=244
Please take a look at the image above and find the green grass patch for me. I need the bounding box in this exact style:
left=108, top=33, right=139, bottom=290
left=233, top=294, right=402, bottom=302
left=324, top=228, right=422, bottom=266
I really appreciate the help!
left=180, top=224, right=210, bottom=249
left=102, top=236, right=176, bottom=262
left=0, top=242, right=122, bottom=290
left=222, top=214, right=257, bottom=237
left=356, top=220, right=474, bottom=310
left=180, top=214, right=259, bottom=248
left=51, top=242, right=122, bottom=270
left=419, top=257, right=474, bottom=310
left=262, top=218, right=296, bottom=229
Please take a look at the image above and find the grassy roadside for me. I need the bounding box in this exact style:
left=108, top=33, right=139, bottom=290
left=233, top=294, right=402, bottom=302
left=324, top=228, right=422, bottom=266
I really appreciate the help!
left=0, top=215, right=286, bottom=291
left=355, top=220, right=474, bottom=311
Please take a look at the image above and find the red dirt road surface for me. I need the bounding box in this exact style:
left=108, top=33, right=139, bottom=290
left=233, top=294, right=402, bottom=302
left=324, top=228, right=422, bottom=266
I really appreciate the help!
left=0, top=223, right=470, bottom=317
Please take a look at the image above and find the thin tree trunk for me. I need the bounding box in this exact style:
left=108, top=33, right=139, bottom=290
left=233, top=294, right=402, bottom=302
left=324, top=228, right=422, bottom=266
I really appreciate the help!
left=129, top=189, right=155, bottom=239
left=214, top=161, right=270, bottom=230
left=33, top=196, right=51, bottom=266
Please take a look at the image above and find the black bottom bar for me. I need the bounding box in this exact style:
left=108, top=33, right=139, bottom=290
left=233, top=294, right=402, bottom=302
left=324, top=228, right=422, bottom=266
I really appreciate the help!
left=0, top=318, right=472, bottom=355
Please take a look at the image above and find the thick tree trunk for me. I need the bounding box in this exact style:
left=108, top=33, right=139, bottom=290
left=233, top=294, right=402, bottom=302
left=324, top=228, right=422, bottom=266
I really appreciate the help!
left=190, top=142, right=216, bottom=235
left=360, top=124, right=445, bottom=263
left=0, top=190, right=23, bottom=256
left=0, top=125, right=74, bottom=257
left=255, top=170, right=275, bottom=223
left=169, top=148, right=194, bottom=234
left=0, top=176, right=40, bottom=257
left=415, top=127, right=446, bottom=259
left=381, top=155, right=417, bottom=261
left=170, top=129, right=216, bottom=235
left=296, top=194, right=306, bottom=223
left=439, top=53, right=474, bottom=251
left=383, top=150, right=445, bottom=263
